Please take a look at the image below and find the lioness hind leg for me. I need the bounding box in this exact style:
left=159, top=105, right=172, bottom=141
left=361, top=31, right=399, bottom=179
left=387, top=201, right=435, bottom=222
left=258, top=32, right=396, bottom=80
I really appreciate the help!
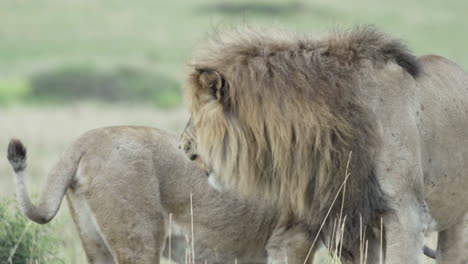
left=77, top=232, right=115, bottom=264
left=84, top=176, right=166, bottom=263
left=436, top=214, right=468, bottom=264
left=96, top=207, right=166, bottom=264
left=66, top=193, right=115, bottom=264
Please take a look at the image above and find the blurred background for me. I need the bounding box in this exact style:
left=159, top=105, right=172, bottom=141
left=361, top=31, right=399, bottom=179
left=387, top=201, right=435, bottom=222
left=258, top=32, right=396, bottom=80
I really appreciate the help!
left=0, top=0, right=466, bottom=262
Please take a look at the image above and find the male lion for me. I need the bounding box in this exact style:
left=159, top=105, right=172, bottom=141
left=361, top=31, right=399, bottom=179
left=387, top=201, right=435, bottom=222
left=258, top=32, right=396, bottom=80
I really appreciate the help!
left=6, top=126, right=313, bottom=264
left=180, top=26, right=468, bottom=263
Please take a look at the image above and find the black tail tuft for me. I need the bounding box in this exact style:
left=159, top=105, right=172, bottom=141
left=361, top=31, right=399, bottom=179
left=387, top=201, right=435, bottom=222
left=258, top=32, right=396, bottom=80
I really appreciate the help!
left=7, top=138, right=27, bottom=172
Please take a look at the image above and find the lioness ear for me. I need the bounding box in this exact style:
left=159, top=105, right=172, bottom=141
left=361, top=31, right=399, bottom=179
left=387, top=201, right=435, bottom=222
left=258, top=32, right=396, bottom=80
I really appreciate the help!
left=197, top=69, right=227, bottom=102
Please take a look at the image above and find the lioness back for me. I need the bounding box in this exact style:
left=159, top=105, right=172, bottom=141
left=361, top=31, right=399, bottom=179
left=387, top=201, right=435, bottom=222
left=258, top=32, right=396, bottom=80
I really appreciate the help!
left=64, top=126, right=311, bottom=263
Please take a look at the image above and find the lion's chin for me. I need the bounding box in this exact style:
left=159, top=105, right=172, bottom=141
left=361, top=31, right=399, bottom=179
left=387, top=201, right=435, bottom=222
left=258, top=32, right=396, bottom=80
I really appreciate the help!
left=194, top=157, right=225, bottom=191
left=207, top=173, right=225, bottom=192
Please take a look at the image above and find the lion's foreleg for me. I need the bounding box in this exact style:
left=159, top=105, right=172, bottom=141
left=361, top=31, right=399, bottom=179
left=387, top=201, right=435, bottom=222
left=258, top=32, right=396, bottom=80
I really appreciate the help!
left=340, top=233, right=381, bottom=264
left=372, top=107, right=430, bottom=263
left=377, top=160, right=427, bottom=264
left=382, top=199, right=426, bottom=264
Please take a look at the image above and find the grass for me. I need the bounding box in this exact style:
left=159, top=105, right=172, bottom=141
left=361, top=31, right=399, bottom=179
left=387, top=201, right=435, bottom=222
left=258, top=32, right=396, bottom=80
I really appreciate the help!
left=0, top=198, right=63, bottom=263
left=0, top=0, right=467, bottom=105
left=1, top=1, right=468, bottom=76
left=0, top=79, right=31, bottom=105
left=28, top=64, right=181, bottom=107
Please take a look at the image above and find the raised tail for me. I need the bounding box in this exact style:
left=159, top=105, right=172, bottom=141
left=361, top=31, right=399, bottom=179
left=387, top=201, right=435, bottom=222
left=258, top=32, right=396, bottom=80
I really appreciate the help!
left=7, top=139, right=81, bottom=224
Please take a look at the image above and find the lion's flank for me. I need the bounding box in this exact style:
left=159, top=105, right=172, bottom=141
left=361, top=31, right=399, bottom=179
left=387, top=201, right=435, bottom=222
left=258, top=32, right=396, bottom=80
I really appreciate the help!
left=186, top=26, right=419, bottom=258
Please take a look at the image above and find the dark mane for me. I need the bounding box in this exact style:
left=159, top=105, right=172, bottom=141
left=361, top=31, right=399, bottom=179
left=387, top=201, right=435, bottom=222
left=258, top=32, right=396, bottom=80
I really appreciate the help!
left=192, top=25, right=420, bottom=78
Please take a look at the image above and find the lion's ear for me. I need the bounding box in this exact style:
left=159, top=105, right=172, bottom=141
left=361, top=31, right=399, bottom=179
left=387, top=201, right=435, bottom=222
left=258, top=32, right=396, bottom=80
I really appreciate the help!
left=197, top=69, right=227, bottom=102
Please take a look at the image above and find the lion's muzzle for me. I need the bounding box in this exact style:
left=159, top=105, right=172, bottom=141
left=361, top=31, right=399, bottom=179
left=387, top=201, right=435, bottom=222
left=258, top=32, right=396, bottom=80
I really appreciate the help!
left=180, top=139, right=198, bottom=161
left=180, top=117, right=210, bottom=175
left=179, top=137, right=209, bottom=175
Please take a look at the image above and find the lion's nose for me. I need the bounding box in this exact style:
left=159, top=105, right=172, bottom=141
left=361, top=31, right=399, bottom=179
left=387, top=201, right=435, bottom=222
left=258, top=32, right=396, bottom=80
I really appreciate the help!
left=179, top=140, right=191, bottom=152
left=189, top=154, right=198, bottom=161
left=184, top=143, right=191, bottom=152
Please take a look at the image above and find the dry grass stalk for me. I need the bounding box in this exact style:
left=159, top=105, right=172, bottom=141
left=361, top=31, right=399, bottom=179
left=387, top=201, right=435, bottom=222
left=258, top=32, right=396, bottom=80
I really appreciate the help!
left=302, top=152, right=353, bottom=264
left=190, top=192, right=195, bottom=264
left=7, top=221, right=32, bottom=264
left=168, top=213, right=172, bottom=264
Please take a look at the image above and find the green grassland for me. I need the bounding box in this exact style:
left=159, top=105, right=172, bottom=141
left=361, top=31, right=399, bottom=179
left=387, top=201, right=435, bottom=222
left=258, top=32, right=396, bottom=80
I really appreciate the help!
left=0, top=0, right=467, bottom=106
left=0, top=0, right=464, bottom=262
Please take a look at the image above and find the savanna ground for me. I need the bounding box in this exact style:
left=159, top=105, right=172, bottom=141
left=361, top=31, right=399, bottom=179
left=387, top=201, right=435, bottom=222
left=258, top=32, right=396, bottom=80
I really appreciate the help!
left=0, top=0, right=466, bottom=262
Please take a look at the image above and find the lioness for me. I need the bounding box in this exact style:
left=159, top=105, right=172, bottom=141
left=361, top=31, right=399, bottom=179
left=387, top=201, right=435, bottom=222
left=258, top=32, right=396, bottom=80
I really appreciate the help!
left=180, top=26, right=468, bottom=263
left=6, top=126, right=312, bottom=264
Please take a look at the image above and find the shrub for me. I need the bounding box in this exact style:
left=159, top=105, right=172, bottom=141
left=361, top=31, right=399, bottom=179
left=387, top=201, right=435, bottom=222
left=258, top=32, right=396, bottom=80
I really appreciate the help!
left=0, top=199, right=63, bottom=264
left=0, top=79, right=31, bottom=105
left=29, top=64, right=181, bottom=108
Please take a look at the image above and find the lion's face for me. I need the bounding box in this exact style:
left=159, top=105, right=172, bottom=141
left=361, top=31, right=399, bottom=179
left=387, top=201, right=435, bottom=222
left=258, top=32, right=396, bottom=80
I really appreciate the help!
left=180, top=116, right=198, bottom=161
left=180, top=69, right=230, bottom=183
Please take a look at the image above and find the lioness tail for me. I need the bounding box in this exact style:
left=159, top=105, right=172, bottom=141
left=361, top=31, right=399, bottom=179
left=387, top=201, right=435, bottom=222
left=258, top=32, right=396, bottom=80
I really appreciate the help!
left=6, top=138, right=81, bottom=224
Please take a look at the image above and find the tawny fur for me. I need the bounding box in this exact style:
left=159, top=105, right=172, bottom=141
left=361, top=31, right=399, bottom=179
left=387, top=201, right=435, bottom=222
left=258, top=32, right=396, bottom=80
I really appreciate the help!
left=6, top=126, right=313, bottom=264
left=181, top=26, right=468, bottom=263
left=183, top=26, right=415, bottom=257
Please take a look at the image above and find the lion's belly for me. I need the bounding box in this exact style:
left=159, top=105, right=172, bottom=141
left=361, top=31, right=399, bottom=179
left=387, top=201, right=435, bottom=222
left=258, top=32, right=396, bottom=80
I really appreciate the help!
left=415, top=56, right=468, bottom=230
